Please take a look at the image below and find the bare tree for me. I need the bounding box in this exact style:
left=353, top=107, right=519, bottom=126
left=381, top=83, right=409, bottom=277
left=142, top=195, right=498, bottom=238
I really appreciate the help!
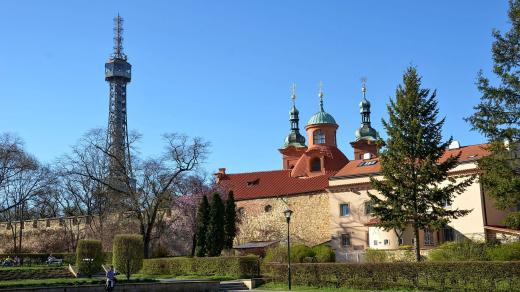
left=0, top=155, right=51, bottom=253
left=68, top=130, right=209, bottom=258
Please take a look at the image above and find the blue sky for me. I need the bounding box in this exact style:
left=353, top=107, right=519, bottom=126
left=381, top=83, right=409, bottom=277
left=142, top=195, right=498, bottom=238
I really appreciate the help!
left=0, top=1, right=509, bottom=174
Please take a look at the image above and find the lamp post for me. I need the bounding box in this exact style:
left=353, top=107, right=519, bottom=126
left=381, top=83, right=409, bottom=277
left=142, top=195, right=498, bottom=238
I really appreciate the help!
left=283, top=208, right=293, bottom=290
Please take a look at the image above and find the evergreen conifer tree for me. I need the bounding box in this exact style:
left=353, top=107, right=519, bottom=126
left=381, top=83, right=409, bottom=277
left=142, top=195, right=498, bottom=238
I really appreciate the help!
left=466, top=0, right=520, bottom=224
left=223, top=191, right=237, bottom=250
left=206, top=192, right=225, bottom=256
left=369, top=66, right=474, bottom=261
left=194, top=195, right=210, bottom=257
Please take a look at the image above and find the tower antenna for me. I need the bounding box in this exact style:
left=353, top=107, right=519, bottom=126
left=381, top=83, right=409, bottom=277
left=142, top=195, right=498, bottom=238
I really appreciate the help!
left=112, top=14, right=127, bottom=60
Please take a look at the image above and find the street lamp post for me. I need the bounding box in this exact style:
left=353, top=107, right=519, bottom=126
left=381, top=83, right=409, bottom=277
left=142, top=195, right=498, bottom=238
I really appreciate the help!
left=283, top=208, right=293, bottom=290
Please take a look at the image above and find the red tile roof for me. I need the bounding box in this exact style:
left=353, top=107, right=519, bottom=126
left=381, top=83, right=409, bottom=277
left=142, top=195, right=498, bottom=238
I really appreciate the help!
left=333, top=144, right=489, bottom=178
left=290, top=145, right=349, bottom=178
left=218, top=169, right=335, bottom=201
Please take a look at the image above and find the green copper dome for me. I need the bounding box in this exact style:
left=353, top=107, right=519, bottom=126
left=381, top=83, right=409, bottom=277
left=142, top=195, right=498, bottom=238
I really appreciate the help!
left=355, top=125, right=379, bottom=141
left=283, top=132, right=306, bottom=148
left=307, top=110, right=337, bottom=126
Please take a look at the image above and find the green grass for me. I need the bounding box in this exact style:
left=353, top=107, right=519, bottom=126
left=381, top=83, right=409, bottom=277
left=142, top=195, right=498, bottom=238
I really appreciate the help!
left=256, top=282, right=417, bottom=292
left=0, top=277, right=101, bottom=288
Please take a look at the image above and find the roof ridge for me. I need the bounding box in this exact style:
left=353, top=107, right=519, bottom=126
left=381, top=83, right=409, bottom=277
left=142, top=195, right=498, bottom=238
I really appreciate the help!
left=226, top=169, right=290, bottom=176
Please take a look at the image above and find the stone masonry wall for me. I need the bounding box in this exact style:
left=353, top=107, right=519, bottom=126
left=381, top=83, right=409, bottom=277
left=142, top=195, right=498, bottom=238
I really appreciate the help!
left=235, top=191, right=331, bottom=246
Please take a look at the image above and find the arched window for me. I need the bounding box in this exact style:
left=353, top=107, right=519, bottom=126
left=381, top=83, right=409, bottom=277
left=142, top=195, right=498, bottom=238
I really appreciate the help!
left=311, top=157, right=321, bottom=172
left=313, top=129, right=325, bottom=144
left=264, top=205, right=272, bottom=212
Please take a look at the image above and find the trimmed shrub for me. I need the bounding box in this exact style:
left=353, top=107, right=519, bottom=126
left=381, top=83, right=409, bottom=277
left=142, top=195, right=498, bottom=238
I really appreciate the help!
left=76, top=240, right=103, bottom=277
left=364, top=248, right=389, bottom=263
left=504, top=212, right=520, bottom=230
left=263, top=246, right=287, bottom=263
left=311, top=245, right=334, bottom=263
left=141, top=256, right=260, bottom=278
left=487, top=242, right=520, bottom=261
left=264, top=262, right=520, bottom=291
left=112, top=234, right=144, bottom=280
left=291, top=245, right=315, bottom=263
left=428, top=240, right=488, bottom=261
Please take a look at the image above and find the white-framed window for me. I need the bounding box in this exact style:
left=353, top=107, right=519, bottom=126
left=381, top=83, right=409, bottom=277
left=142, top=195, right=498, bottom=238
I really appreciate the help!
left=373, top=240, right=378, bottom=246
left=339, top=203, right=350, bottom=217
left=384, top=239, right=390, bottom=246
left=341, top=233, right=351, bottom=247
left=313, top=129, right=326, bottom=144
left=399, top=238, right=404, bottom=245
left=411, top=238, right=416, bottom=246
left=424, top=229, right=434, bottom=246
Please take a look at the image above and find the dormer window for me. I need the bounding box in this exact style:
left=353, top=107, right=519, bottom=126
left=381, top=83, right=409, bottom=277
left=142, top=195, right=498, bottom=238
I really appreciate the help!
left=247, top=179, right=260, bottom=187
left=311, top=158, right=321, bottom=172
left=313, top=129, right=325, bottom=144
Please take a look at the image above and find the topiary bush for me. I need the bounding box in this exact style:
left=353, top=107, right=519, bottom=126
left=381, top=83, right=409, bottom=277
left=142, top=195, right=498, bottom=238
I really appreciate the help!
left=364, top=248, right=389, bottom=263
left=76, top=240, right=103, bottom=277
left=311, top=245, right=334, bottom=263
left=487, top=242, right=520, bottom=261
left=112, top=234, right=144, bottom=280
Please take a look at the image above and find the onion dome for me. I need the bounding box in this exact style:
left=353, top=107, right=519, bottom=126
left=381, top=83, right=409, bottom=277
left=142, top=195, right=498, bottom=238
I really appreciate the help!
left=307, top=83, right=337, bottom=126
left=282, top=85, right=307, bottom=148
left=354, top=82, right=379, bottom=141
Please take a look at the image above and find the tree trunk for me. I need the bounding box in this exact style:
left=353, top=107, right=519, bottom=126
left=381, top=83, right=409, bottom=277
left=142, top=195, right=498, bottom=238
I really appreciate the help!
left=414, top=224, right=421, bottom=262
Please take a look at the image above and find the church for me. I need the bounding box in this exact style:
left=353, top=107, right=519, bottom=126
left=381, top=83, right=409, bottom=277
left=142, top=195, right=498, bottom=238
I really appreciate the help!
left=217, top=83, right=519, bottom=261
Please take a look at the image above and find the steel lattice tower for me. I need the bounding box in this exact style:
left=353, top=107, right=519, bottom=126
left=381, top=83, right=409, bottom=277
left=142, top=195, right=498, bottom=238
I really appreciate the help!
left=105, top=15, right=132, bottom=184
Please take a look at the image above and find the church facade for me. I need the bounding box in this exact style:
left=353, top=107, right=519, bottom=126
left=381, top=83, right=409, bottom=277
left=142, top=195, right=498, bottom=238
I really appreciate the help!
left=217, top=84, right=519, bottom=261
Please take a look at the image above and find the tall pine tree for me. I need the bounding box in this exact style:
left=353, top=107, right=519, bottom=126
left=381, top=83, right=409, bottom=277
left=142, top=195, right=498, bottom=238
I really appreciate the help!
left=223, top=191, right=237, bottom=250
left=206, top=193, right=225, bottom=256
left=194, top=195, right=210, bottom=257
left=369, top=66, right=474, bottom=261
left=466, top=0, right=520, bottom=224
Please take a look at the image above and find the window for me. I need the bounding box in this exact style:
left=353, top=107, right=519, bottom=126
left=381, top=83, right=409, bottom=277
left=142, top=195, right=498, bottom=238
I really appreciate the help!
left=339, top=203, right=350, bottom=217
left=264, top=205, right=272, bottom=213
left=313, top=129, right=325, bottom=144
left=442, top=198, right=452, bottom=208
left=237, top=207, right=245, bottom=216
left=46, top=219, right=51, bottom=228
left=411, top=238, right=415, bottom=246
left=357, top=161, right=378, bottom=167
left=364, top=201, right=373, bottom=215
left=443, top=227, right=454, bottom=242
left=310, top=158, right=321, bottom=172
left=384, top=239, right=390, bottom=246
left=373, top=240, right=378, bottom=246
left=399, top=238, right=404, bottom=246
left=32, top=220, right=38, bottom=229
left=341, top=233, right=351, bottom=247
left=424, top=229, right=434, bottom=246
left=247, top=179, right=260, bottom=187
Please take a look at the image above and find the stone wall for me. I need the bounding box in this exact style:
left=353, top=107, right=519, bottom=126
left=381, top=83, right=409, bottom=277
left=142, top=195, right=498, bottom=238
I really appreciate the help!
left=235, top=191, right=331, bottom=246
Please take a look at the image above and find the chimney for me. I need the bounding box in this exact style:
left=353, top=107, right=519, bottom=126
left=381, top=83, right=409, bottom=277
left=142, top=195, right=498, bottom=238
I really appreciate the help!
left=215, top=168, right=227, bottom=183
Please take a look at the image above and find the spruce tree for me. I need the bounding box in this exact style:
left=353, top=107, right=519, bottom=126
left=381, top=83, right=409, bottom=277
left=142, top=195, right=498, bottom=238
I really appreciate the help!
left=194, top=195, right=210, bottom=257
left=369, top=66, right=474, bottom=261
left=206, top=192, right=225, bottom=256
left=466, top=0, right=520, bottom=221
left=223, top=191, right=237, bottom=250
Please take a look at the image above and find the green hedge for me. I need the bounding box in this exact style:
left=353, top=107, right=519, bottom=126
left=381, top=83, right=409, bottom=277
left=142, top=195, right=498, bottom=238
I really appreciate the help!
left=112, top=234, right=144, bottom=280
left=141, top=256, right=260, bottom=278
left=0, top=252, right=111, bottom=265
left=76, top=240, right=104, bottom=277
left=264, top=262, right=520, bottom=291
